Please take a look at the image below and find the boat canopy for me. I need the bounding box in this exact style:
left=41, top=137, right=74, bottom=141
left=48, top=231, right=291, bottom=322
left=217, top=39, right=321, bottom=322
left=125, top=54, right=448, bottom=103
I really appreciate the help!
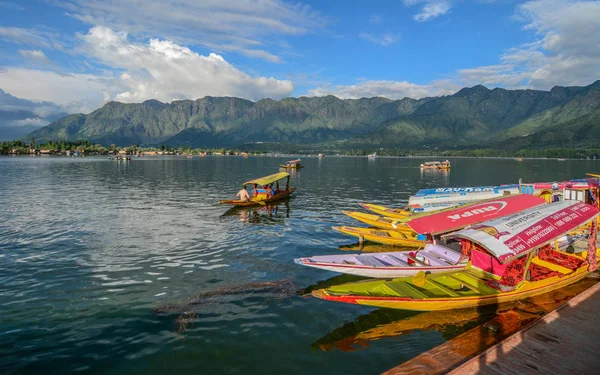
left=414, top=184, right=519, bottom=197
left=443, top=200, right=599, bottom=264
left=407, top=194, right=547, bottom=235
left=286, top=159, right=301, bottom=164
left=243, top=172, right=289, bottom=186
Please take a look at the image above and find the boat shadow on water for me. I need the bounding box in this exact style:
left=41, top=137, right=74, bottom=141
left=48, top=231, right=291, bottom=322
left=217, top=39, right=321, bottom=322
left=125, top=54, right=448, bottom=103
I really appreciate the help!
left=309, top=276, right=599, bottom=354
left=220, top=198, right=293, bottom=224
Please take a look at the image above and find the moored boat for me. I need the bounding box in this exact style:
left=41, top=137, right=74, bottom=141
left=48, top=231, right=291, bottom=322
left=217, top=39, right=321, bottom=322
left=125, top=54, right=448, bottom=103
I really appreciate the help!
left=405, top=194, right=547, bottom=236
left=420, top=160, right=450, bottom=170
left=218, top=172, right=296, bottom=207
left=295, top=243, right=466, bottom=278
left=358, top=203, right=411, bottom=219
left=408, top=184, right=520, bottom=208
left=332, top=226, right=425, bottom=248
left=342, top=211, right=416, bottom=233
left=280, top=159, right=303, bottom=169
left=313, top=200, right=600, bottom=311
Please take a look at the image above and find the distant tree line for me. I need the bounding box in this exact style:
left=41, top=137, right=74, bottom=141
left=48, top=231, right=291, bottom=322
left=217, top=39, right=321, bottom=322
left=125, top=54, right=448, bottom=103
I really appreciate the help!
left=3, top=138, right=600, bottom=159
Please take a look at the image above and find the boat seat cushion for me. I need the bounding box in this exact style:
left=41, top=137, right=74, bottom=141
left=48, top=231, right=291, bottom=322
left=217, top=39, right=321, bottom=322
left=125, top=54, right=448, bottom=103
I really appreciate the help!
left=417, top=252, right=451, bottom=266
left=472, top=248, right=510, bottom=276
left=538, top=247, right=583, bottom=271
left=528, top=263, right=562, bottom=281
left=486, top=255, right=528, bottom=290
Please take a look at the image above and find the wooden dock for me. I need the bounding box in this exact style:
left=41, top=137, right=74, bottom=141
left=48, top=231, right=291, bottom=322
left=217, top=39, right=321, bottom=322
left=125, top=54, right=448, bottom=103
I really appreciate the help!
left=383, top=278, right=600, bottom=375
left=450, top=281, right=600, bottom=374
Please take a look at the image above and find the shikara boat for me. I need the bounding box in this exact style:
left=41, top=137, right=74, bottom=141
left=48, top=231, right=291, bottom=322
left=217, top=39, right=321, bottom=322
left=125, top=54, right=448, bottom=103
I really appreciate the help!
left=339, top=242, right=408, bottom=253
left=310, top=195, right=547, bottom=277
left=332, top=226, right=425, bottom=248
left=295, top=244, right=466, bottom=278
left=358, top=203, right=411, bottom=219
left=313, top=277, right=599, bottom=352
left=405, top=194, right=547, bottom=236
left=280, top=159, right=303, bottom=169
left=420, top=160, right=451, bottom=170
left=342, top=211, right=416, bottom=233
left=408, top=184, right=520, bottom=208
left=337, top=195, right=547, bottom=248
left=218, top=172, right=296, bottom=207
left=413, top=184, right=520, bottom=197
left=314, top=200, right=600, bottom=311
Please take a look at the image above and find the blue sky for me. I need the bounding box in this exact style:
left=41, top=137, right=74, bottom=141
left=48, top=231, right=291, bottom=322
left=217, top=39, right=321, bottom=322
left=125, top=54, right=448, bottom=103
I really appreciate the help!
left=0, top=0, right=599, bottom=136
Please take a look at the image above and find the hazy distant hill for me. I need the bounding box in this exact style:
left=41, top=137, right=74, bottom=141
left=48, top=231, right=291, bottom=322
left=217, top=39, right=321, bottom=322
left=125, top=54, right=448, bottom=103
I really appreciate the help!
left=26, top=80, right=600, bottom=148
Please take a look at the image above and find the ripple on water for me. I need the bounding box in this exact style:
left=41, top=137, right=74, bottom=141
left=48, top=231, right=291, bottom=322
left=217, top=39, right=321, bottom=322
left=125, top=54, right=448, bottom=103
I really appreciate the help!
left=1, top=156, right=596, bottom=374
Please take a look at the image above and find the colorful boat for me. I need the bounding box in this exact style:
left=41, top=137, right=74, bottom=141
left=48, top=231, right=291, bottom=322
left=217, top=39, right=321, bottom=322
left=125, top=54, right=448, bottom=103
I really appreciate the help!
left=406, top=194, right=547, bottom=236
left=408, top=201, right=469, bottom=213
left=218, top=172, right=296, bottom=207
left=413, top=184, right=520, bottom=197
left=358, top=203, right=411, bottom=219
left=305, top=195, right=548, bottom=278
left=313, top=277, right=599, bottom=352
left=280, top=159, right=303, bottom=169
left=420, top=160, right=451, bottom=170
left=408, top=184, right=520, bottom=208
left=295, top=243, right=466, bottom=278
left=314, top=200, right=599, bottom=311
left=342, top=211, right=416, bottom=233
left=332, top=226, right=425, bottom=248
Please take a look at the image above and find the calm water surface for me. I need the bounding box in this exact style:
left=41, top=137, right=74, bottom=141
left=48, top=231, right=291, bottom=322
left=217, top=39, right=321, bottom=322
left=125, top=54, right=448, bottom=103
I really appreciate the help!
left=1, top=156, right=598, bottom=374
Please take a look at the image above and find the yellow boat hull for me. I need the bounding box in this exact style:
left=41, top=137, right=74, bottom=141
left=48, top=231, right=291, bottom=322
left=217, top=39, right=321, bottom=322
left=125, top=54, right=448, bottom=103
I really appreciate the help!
left=332, top=226, right=424, bottom=248
left=342, top=211, right=415, bottom=234
left=359, top=203, right=411, bottom=219
left=313, top=249, right=599, bottom=311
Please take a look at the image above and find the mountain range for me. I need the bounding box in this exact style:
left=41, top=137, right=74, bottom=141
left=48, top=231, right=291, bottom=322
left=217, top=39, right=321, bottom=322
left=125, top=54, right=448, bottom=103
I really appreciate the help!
left=25, top=80, right=600, bottom=149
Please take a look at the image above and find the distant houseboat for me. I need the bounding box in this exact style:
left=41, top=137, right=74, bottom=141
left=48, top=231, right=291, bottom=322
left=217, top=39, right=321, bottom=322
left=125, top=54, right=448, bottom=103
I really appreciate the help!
left=420, top=160, right=451, bottom=170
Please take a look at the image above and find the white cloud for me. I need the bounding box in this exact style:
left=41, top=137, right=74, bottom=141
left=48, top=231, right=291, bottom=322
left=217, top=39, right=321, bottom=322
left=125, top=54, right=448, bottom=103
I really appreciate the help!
left=0, top=26, right=52, bottom=48
left=57, top=0, right=328, bottom=62
left=79, top=26, right=294, bottom=103
left=460, top=0, right=600, bottom=90
left=314, top=0, right=599, bottom=100
left=18, top=49, right=51, bottom=64
left=10, top=117, right=50, bottom=127
left=404, top=0, right=452, bottom=22
left=307, top=79, right=461, bottom=99
left=359, top=33, right=399, bottom=46
left=0, top=68, right=113, bottom=113
left=0, top=26, right=295, bottom=113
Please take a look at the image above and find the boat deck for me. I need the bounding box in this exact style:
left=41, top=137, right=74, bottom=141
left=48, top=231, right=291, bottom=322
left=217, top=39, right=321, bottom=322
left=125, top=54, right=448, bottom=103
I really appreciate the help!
left=449, top=280, right=600, bottom=374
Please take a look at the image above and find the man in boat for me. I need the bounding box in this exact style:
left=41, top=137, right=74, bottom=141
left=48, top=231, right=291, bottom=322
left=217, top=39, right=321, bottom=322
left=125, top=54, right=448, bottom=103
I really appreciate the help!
left=236, top=187, right=251, bottom=202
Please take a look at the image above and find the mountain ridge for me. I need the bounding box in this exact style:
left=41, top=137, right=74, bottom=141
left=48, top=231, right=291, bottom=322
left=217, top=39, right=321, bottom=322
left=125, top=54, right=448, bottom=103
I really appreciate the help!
left=24, top=80, right=600, bottom=149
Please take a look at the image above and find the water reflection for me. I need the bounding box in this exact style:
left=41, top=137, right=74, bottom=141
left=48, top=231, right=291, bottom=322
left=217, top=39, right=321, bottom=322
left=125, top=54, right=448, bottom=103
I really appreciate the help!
left=220, top=198, right=292, bottom=224
left=420, top=167, right=450, bottom=185
left=310, top=276, right=598, bottom=353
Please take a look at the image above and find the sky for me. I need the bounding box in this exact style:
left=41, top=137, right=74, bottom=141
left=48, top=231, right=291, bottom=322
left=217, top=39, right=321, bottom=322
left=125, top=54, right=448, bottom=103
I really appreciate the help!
left=0, top=0, right=599, bottom=137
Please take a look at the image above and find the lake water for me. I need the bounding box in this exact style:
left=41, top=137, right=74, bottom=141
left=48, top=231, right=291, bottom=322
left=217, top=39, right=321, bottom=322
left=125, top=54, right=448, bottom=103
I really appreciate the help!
left=1, top=155, right=598, bottom=374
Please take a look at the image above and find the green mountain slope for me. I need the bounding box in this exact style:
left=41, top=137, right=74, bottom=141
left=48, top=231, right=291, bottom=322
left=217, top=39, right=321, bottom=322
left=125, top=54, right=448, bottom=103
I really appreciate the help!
left=25, top=80, right=600, bottom=148
left=357, top=83, right=597, bottom=146
left=498, top=109, right=600, bottom=149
